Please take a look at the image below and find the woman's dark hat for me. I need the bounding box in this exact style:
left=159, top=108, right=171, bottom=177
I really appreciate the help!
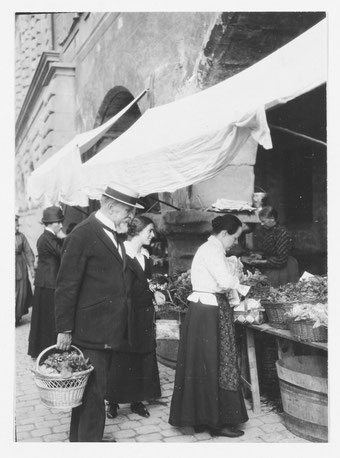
left=41, top=206, right=64, bottom=224
left=103, top=184, right=144, bottom=209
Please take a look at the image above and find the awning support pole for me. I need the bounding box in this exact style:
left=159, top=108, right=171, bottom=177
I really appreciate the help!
left=146, top=195, right=180, bottom=211
left=269, top=124, right=327, bottom=147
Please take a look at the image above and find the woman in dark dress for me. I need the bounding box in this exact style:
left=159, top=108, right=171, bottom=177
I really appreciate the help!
left=256, top=206, right=299, bottom=287
left=28, top=206, right=65, bottom=358
left=169, top=214, right=248, bottom=438
left=106, top=216, right=163, bottom=419
left=15, top=215, right=35, bottom=326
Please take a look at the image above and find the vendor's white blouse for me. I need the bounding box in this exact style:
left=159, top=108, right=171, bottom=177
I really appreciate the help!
left=188, top=235, right=240, bottom=306
left=124, top=241, right=150, bottom=270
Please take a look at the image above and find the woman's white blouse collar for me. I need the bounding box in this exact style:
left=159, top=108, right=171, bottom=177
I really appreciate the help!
left=124, top=240, right=150, bottom=259
left=207, top=235, right=224, bottom=251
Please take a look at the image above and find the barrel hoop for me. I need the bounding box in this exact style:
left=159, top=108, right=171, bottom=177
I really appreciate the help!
left=279, top=378, right=328, bottom=402
left=284, top=412, right=328, bottom=443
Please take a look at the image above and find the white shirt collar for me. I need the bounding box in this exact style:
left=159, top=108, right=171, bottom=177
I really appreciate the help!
left=207, top=234, right=225, bottom=252
left=45, top=227, right=55, bottom=235
left=95, top=210, right=117, bottom=231
left=124, top=240, right=150, bottom=260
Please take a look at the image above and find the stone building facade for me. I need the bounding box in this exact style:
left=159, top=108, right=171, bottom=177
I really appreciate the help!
left=15, top=12, right=326, bottom=274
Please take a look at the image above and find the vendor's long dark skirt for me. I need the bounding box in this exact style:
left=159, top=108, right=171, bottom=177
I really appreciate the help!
left=106, top=350, right=161, bottom=403
left=169, top=301, right=248, bottom=428
left=28, top=287, right=57, bottom=358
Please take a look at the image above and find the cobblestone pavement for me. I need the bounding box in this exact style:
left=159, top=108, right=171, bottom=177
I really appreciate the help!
left=15, top=310, right=308, bottom=443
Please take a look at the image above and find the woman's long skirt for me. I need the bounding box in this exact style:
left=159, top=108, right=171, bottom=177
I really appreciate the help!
left=169, top=301, right=248, bottom=428
left=28, top=287, right=57, bottom=358
left=106, top=350, right=161, bottom=404
left=15, top=258, right=33, bottom=323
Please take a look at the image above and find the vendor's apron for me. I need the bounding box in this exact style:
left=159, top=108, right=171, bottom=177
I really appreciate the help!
left=263, top=255, right=299, bottom=287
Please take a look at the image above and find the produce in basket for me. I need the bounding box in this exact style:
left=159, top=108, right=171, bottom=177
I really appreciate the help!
left=38, top=350, right=91, bottom=378
left=285, top=302, right=328, bottom=328
left=266, top=275, right=327, bottom=304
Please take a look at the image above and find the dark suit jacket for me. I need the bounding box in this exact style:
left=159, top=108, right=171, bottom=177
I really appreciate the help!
left=55, top=213, right=130, bottom=351
left=125, top=255, right=156, bottom=354
left=34, top=230, right=63, bottom=289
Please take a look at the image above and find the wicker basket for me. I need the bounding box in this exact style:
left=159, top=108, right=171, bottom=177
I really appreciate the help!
left=233, top=309, right=266, bottom=325
left=32, top=345, right=94, bottom=409
left=288, top=319, right=328, bottom=343
left=262, top=301, right=294, bottom=329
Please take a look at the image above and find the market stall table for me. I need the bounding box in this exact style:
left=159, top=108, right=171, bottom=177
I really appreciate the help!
left=236, top=322, right=327, bottom=413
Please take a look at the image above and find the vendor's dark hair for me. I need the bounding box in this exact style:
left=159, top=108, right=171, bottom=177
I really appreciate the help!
left=259, top=206, right=278, bottom=221
left=211, top=214, right=242, bottom=235
left=128, top=215, right=155, bottom=237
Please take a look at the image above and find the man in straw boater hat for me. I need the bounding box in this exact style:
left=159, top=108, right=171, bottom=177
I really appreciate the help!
left=55, top=183, right=143, bottom=442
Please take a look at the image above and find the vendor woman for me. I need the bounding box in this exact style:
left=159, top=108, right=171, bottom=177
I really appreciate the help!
left=256, top=206, right=299, bottom=287
left=169, top=214, right=248, bottom=438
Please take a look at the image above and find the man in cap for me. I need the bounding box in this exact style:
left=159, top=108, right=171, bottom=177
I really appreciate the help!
left=28, top=206, right=65, bottom=357
left=55, top=184, right=143, bottom=442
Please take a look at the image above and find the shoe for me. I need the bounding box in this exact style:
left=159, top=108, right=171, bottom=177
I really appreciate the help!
left=130, top=402, right=150, bottom=418
left=208, top=426, right=244, bottom=438
left=106, top=402, right=119, bottom=419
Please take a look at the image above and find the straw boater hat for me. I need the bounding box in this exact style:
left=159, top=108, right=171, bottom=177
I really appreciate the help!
left=41, top=206, right=64, bottom=224
left=103, top=183, right=144, bottom=209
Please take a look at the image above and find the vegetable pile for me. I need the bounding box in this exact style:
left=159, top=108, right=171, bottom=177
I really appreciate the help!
left=266, top=275, right=327, bottom=304
left=151, top=270, right=192, bottom=313
left=38, top=350, right=91, bottom=378
left=242, top=269, right=271, bottom=300
left=285, top=302, right=328, bottom=328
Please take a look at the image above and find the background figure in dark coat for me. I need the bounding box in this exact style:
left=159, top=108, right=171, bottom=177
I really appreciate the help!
left=55, top=184, right=143, bottom=442
left=106, top=216, right=162, bottom=420
left=257, top=206, right=299, bottom=286
left=15, top=215, right=35, bottom=326
left=28, top=206, right=64, bottom=358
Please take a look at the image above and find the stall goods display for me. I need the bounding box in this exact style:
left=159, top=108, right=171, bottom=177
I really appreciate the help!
left=266, top=275, right=327, bottom=304
left=242, top=269, right=271, bottom=300
left=233, top=298, right=266, bottom=325
left=150, top=270, right=192, bottom=314
left=285, top=302, right=328, bottom=342
left=286, top=302, right=328, bottom=328
left=263, top=275, right=327, bottom=329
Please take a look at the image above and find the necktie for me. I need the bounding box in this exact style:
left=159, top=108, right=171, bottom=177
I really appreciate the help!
left=100, top=223, right=118, bottom=243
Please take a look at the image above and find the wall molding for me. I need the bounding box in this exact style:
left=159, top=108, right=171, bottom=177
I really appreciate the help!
left=15, top=51, right=75, bottom=141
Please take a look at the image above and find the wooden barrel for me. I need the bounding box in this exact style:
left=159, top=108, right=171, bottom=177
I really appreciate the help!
left=155, top=311, right=186, bottom=368
left=276, top=355, right=328, bottom=442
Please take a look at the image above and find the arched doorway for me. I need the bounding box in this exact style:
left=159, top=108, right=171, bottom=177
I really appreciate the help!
left=82, top=86, right=142, bottom=163
left=62, top=87, right=144, bottom=224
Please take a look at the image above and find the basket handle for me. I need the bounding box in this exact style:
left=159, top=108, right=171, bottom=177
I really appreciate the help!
left=35, top=344, right=84, bottom=371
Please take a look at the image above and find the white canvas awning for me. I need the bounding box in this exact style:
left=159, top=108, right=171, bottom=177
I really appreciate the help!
left=27, top=19, right=327, bottom=206
left=75, top=19, right=326, bottom=202
left=26, top=90, right=147, bottom=206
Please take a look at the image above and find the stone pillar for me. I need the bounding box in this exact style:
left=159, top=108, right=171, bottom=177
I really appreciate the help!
left=15, top=52, right=76, bottom=244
